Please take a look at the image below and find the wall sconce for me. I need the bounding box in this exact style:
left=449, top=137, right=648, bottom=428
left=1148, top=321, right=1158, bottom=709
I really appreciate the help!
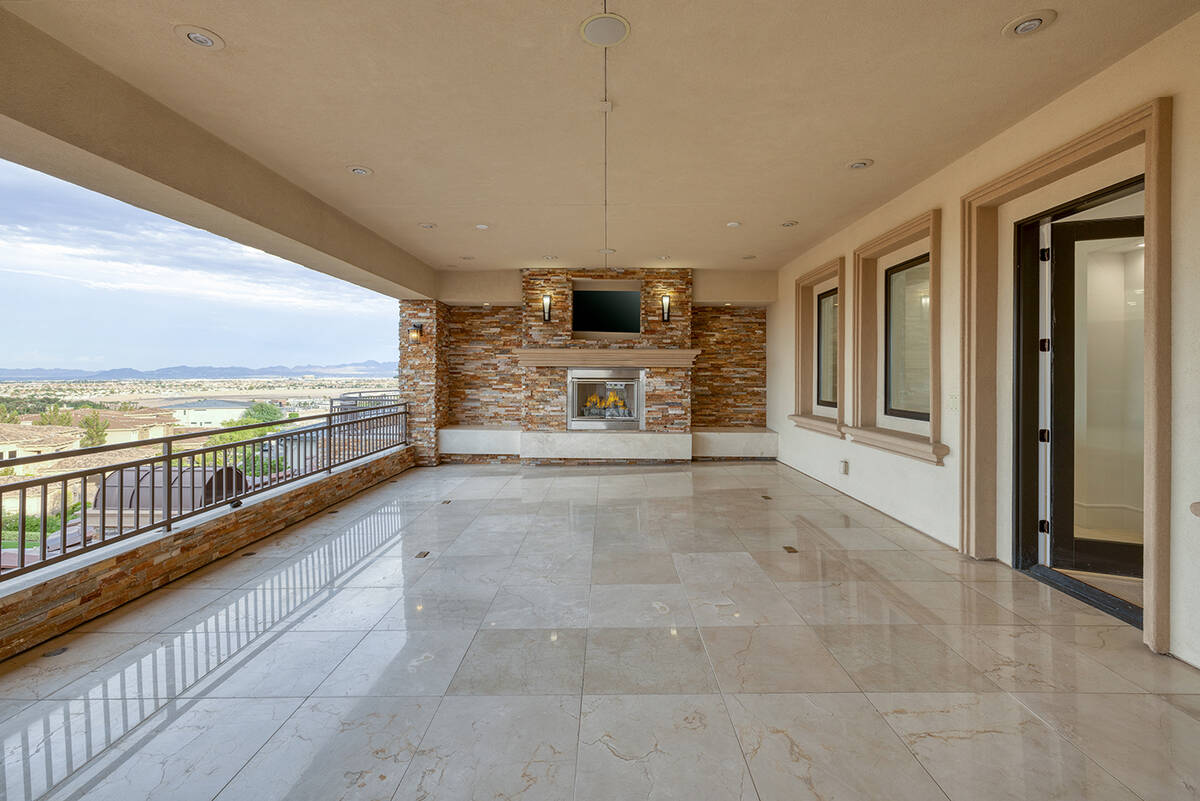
left=660, top=294, right=671, bottom=322
left=542, top=294, right=552, bottom=322
left=407, top=323, right=423, bottom=344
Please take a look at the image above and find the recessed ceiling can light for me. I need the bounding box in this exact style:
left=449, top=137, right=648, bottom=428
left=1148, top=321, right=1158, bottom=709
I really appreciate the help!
left=580, top=13, right=631, bottom=47
left=847, top=159, right=874, bottom=170
left=460, top=256, right=475, bottom=260
left=658, top=255, right=671, bottom=261
left=1003, top=9, right=1058, bottom=38
left=175, top=25, right=225, bottom=50
left=781, top=220, right=799, bottom=228
left=347, top=165, right=373, bottom=176
left=726, top=221, right=742, bottom=228
left=599, top=248, right=617, bottom=254
left=418, top=222, right=437, bottom=229
left=742, top=255, right=757, bottom=260
left=542, top=255, right=559, bottom=260
left=474, top=223, right=490, bottom=230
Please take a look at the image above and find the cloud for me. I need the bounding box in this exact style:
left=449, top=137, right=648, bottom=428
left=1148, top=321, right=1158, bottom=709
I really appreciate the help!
left=0, top=223, right=396, bottom=318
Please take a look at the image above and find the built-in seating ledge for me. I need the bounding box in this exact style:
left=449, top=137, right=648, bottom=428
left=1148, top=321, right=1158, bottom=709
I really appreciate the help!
left=513, top=348, right=701, bottom=367
left=787, top=414, right=844, bottom=439
left=841, top=425, right=949, bottom=466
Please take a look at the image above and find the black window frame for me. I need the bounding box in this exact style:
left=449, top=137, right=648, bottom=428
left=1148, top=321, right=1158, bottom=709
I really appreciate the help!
left=883, top=253, right=932, bottom=421
left=815, top=287, right=838, bottom=409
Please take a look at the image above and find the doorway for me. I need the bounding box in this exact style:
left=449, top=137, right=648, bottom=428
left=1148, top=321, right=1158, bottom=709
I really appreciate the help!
left=1014, top=177, right=1146, bottom=626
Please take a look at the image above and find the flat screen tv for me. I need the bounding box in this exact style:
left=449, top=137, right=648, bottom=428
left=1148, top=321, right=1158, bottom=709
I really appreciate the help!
left=572, top=290, right=641, bottom=334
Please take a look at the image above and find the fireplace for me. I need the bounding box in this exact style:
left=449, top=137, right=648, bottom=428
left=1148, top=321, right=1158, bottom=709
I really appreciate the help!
left=567, top=368, right=644, bottom=430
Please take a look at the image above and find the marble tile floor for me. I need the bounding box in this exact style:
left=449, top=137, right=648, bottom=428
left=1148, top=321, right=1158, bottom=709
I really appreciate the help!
left=1, top=461, right=1198, bottom=801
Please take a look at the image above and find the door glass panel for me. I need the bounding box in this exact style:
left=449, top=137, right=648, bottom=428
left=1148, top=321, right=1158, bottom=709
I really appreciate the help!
left=885, top=258, right=931, bottom=419
left=1073, top=236, right=1144, bottom=548
left=816, top=289, right=838, bottom=407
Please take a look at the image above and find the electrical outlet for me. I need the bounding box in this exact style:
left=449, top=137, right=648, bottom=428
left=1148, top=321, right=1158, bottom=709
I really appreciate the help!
left=839, top=460, right=850, bottom=475
left=948, top=392, right=960, bottom=413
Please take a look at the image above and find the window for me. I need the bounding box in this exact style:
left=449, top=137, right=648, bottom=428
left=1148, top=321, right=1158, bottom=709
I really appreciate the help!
left=816, top=288, right=838, bottom=408
left=790, top=258, right=844, bottom=437
left=6, top=451, right=15, bottom=459
left=884, top=255, right=931, bottom=420
left=846, top=209, right=946, bottom=464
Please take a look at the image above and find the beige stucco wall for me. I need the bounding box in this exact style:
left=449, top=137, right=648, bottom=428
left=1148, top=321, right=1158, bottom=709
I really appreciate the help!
left=767, top=12, right=1200, bottom=664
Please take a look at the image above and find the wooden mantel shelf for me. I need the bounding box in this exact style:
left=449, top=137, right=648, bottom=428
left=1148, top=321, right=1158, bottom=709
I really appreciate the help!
left=514, top=348, right=701, bottom=368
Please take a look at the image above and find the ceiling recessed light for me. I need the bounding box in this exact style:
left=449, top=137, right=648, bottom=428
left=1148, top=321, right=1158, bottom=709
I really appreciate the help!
left=599, top=248, right=617, bottom=254
left=460, top=256, right=475, bottom=261
left=483, top=302, right=491, bottom=307
left=1003, top=9, right=1058, bottom=38
left=781, top=220, right=799, bottom=228
left=580, top=13, right=631, bottom=47
left=726, top=221, right=742, bottom=228
left=474, top=224, right=490, bottom=230
left=658, top=255, right=671, bottom=261
left=724, top=302, right=733, bottom=307
left=418, top=222, right=437, bottom=229
left=847, top=159, right=874, bottom=170
left=175, top=25, right=225, bottom=50
left=347, top=165, right=373, bottom=176
left=742, top=255, right=757, bottom=260
left=543, top=255, right=559, bottom=260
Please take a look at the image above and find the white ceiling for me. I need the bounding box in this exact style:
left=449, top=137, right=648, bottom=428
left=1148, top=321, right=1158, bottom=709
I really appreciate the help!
left=3, top=0, right=1194, bottom=274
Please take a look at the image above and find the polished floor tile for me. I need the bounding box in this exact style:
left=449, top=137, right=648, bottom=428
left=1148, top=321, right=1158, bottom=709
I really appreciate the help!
left=701, top=626, right=857, bottom=693
left=1040, top=624, right=1200, bottom=693
left=584, top=627, right=718, bottom=694
left=576, top=694, right=756, bottom=801
left=727, top=692, right=949, bottom=801
left=313, top=629, right=475, bottom=696
left=776, top=580, right=921, bottom=625
left=447, top=628, right=585, bottom=695
left=813, top=624, right=1000, bottom=692
left=587, top=584, right=695, bottom=628
left=871, top=692, right=1139, bottom=801
left=481, top=585, right=590, bottom=629
left=215, top=697, right=437, bottom=801
left=394, top=695, right=580, bottom=801
left=1014, top=691, right=1200, bottom=800
left=687, top=581, right=805, bottom=626
left=2, top=462, right=1196, bottom=801
left=923, top=625, right=1145, bottom=693
left=590, top=551, right=680, bottom=584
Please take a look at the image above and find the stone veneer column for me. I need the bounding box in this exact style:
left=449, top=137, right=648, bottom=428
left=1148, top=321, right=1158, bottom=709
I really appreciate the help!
left=398, top=299, right=449, bottom=465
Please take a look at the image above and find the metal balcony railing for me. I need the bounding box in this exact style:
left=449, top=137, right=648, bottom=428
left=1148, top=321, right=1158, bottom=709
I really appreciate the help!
left=0, top=400, right=407, bottom=580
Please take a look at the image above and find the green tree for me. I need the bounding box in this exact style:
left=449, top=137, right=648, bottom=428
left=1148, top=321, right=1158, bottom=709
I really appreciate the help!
left=35, top=406, right=73, bottom=426
left=0, top=405, right=17, bottom=424
left=246, top=402, right=284, bottom=423
left=80, top=411, right=109, bottom=447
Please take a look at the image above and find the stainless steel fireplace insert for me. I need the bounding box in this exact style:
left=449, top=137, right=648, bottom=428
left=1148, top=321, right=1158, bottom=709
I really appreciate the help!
left=567, top=368, right=645, bottom=430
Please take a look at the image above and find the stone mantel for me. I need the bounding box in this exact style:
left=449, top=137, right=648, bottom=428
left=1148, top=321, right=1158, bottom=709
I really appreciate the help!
left=513, top=348, right=701, bottom=368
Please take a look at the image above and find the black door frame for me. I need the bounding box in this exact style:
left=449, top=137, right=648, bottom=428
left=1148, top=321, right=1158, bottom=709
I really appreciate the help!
left=1012, top=175, right=1145, bottom=627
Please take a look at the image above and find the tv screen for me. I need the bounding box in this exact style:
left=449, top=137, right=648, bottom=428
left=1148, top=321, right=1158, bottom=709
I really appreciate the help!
left=572, top=290, right=641, bottom=333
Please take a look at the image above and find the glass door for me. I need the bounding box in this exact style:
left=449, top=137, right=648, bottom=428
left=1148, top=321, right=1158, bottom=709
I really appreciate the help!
left=1013, top=178, right=1145, bottom=622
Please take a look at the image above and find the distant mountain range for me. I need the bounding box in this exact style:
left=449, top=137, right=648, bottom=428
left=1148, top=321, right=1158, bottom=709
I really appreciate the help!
left=0, top=360, right=397, bottom=381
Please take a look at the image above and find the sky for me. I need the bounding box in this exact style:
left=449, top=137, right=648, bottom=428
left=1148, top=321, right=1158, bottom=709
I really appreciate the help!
left=0, top=158, right=398, bottom=370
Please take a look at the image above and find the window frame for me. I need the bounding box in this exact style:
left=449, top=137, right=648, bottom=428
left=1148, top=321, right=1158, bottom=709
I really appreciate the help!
left=882, top=253, right=932, bottom=422
left=789, top=257, right=844, bottom=438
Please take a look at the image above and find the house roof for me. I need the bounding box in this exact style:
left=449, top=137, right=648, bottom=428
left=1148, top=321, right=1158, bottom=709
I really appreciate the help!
left=0, top=423, right=83, bottom=449
left=16, top=408, right=177, bottom=430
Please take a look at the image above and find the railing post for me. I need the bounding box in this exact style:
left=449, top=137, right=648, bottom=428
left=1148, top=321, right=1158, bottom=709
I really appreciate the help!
left=325, top=410, right=334, bottom=473
left=163, top=440, right=172, bottom=531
